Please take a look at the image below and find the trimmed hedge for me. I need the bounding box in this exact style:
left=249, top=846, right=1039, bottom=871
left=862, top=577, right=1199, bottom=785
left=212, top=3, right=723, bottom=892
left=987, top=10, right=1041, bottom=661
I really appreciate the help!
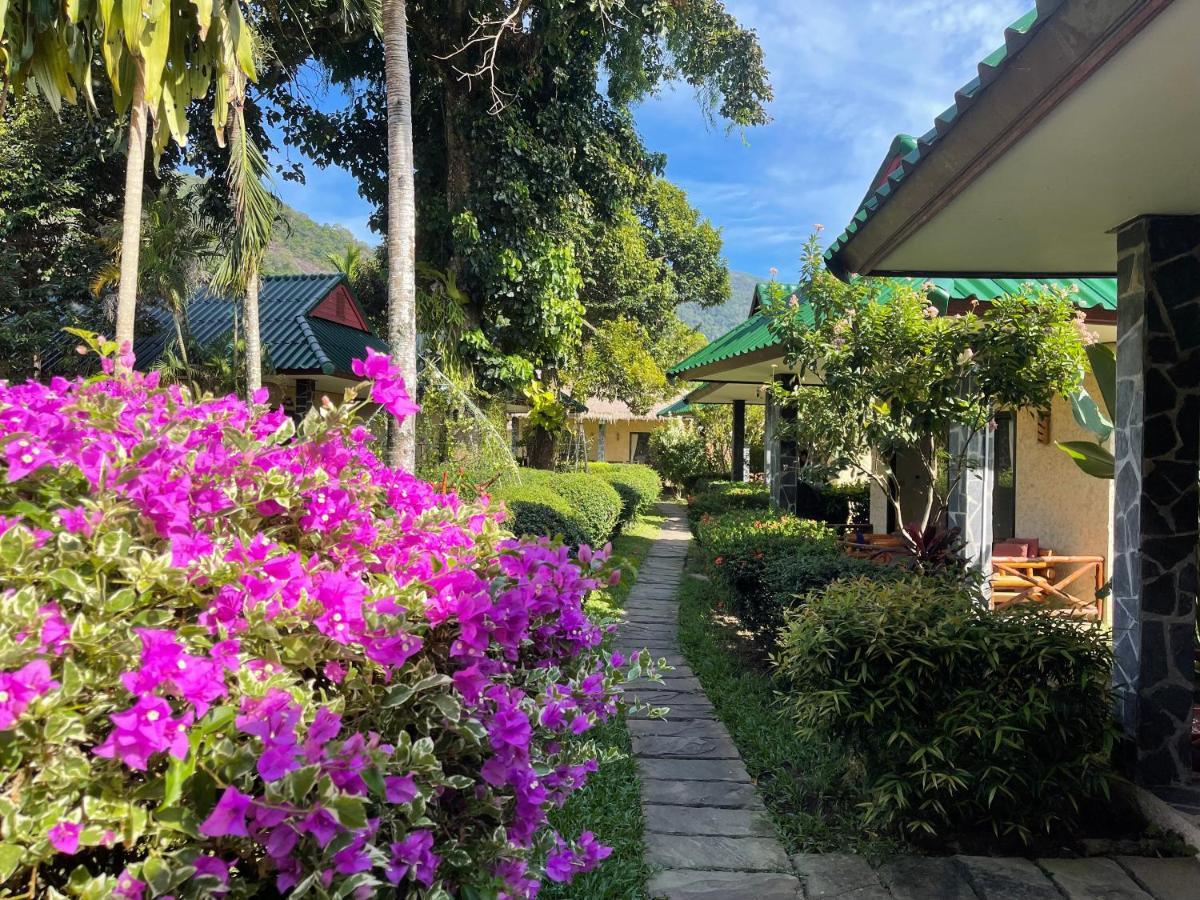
left=519, top=469, right=623, bottom=547
left=688, top=480, right=770, bottom=520
left=589, top=463, right=662, bottom=523
left=775, top=576, right=1117, bottom=841
left=490, top=483, right=588, bottom=548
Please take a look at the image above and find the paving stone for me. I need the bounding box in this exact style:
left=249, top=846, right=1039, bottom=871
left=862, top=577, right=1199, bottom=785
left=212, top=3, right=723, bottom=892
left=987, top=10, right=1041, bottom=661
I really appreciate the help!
left=625, top=676, right=704, bottom=693
left=1114, top=856, right=1200, bottom=900
left=790, top=853, right=890, bottom=899
left=627, top=717, right=729, bottom=739
left=877, top=856, right=977, bottom=900
left=627, top=703, right=717, bottom=721
left=643, top=804, right=774, bottom=837
left=637, top=756, right=750, bottom=782
left=641, top=777, right=764, bottom=809
left=1038, top=858, right=1152, bottom=899
left=645, top=833, right=791, bottom=872
left=647, top=869, right=800, bottom=899
left=631, top=731, right=741, bottom=759
left=956, top=856, right=1060, bottom=899
left=625, top=688, right=706, bottom=707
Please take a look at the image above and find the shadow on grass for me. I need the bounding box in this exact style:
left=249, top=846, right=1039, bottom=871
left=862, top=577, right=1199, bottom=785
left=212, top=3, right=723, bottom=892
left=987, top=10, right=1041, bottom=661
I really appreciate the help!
left=677, top=550, right=901, bottom=859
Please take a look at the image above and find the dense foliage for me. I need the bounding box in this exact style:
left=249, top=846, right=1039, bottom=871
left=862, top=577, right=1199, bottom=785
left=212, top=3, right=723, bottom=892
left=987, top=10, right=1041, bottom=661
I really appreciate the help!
left=775, top=577, right=1118, bottom=842
left=0, top=343, right=650, bottom=897
left=523, top=472, right=623, bottom=550
left=268, top=0, right=770, bottom=387
left=488, top=482, right=588, bottom=550
left=764, top=235, right=1089, bottom=539
left=587, top=464, right=662, bottom=524
left=688, top=481, right=770, bottom=519
left=692, top=510, right=841, bottom=633
left=649, top=421, right=718, bottom=491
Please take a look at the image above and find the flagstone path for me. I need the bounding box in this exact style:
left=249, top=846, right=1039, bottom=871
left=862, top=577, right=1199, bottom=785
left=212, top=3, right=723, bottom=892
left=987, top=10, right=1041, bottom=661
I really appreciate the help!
left=615, top=502, right=1200, bottom=900
left=616, top=503, right=802, bottom=899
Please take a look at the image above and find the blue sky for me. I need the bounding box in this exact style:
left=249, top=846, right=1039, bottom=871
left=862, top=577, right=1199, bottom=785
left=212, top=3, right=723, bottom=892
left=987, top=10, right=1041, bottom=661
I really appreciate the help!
left=274, top=1, right=1028, bottom=280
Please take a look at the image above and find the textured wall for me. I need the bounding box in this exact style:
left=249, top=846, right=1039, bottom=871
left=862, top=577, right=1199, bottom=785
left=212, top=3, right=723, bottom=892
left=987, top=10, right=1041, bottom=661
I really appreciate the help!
left=578, top=418, right=664, bottom=462
left=1013, top=366, right=1115, bottom=612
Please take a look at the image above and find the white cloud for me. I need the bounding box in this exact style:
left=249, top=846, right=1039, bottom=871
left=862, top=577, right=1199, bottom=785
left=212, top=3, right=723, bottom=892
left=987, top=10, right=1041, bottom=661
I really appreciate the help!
left=634, top=0, right=1029, bottom=276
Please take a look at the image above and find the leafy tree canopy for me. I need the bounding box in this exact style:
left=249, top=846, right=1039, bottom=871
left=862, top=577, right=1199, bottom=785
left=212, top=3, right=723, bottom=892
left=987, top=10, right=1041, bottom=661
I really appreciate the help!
left=264, top=0, right=770, bottom=386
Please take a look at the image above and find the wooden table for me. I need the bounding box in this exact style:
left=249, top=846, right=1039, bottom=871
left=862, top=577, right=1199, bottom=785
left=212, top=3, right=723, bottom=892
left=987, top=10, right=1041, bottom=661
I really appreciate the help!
left=991, top=554, right=1107, bottom=620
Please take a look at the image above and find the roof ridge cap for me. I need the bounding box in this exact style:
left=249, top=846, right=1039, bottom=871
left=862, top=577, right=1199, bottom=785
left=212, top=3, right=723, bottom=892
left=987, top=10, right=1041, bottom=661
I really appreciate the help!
left=294, top=314, right=336, bottom=375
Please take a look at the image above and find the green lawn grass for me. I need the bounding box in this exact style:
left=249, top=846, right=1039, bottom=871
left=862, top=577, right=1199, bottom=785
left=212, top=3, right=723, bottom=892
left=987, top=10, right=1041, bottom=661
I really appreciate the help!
left=542, top=511, right=664, bottom=900
left=677, top=552, right=900, bottom=858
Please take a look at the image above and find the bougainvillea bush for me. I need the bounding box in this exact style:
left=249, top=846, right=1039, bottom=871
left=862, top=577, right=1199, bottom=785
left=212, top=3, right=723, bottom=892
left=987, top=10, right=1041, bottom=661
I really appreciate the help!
left=0, top=339, right=644, bottom=898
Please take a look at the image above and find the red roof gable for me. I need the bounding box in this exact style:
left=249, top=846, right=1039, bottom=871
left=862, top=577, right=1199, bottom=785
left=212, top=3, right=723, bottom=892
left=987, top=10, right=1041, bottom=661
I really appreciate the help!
left=309, top=283, right=368, bottom=331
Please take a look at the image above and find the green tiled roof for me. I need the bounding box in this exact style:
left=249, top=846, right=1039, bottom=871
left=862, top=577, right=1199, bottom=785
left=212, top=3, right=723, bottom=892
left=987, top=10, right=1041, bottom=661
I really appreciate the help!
left=657, top=399, right=695, bottom=417
left=133, top=274, right=388, bottom=376
left=825, top=7, right=1047, bottom=269
left=669, top=274, right=1117, bottom=377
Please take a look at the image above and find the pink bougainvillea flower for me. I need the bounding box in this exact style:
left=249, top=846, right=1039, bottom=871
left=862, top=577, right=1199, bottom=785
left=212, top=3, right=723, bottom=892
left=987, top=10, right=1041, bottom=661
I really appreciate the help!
left=236, top=690, right=301, bottom=782
left=112, top=869, right=146, bottom=900
left=0, top=659, right=59, bottom=730
left=351, top=349, right=421, bottom=421
left=47, top=820, right=82, bottom=854
left=199, top=786, right=253, bottom=838
left=300, top=807, right=340, bottom=847
left=386, top=830, right=440, bottom=887
left=192, top=856, right=230, bottom=895
left=385, top=774, right=417, bottom=804
left=92, top=696, right=191, bottom=771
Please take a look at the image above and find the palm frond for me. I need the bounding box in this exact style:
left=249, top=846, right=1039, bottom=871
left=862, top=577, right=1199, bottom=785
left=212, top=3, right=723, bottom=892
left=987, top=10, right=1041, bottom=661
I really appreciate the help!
left=212, top=105, right=279, bottom=295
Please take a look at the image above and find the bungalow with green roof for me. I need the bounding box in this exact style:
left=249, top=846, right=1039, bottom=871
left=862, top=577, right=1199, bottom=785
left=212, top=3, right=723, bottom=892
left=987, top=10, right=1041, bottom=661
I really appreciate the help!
left=821, top=0, right=1200, bottom=790
left=132, top=273, right=388, bottom=419
left=670, top=274, right=1120, bottom=615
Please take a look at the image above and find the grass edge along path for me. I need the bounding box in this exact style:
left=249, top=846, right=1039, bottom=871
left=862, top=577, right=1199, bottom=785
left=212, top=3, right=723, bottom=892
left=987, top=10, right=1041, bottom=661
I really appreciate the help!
left=676, top=551, right=901, bottom=859
left=541, top=511, right=666, bottom=900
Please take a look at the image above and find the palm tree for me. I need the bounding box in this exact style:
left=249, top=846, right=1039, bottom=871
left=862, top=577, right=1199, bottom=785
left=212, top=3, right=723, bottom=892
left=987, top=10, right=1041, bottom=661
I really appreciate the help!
left=328, top=245, right=363, bottom=281
left=93, top=186, right=218, bottom=367
left=381, top=0, right=419, bottom=469
left=212, top=70, right=277, bottom=399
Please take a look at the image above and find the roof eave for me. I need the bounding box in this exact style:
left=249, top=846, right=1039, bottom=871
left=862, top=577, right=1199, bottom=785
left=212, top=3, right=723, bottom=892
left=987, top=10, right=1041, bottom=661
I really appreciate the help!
left=825, top=0, right=1165, bottom=280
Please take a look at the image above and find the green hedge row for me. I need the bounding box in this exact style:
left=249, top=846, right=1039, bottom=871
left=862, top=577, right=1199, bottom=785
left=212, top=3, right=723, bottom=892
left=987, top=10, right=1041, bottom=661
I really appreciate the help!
left=488, top=482, right=589, bottom=549
left=589, top=462, right=662, bottom=522
left=493, top=465, right=660, bottom=548
left=775, top=576, right=1117, bottom=842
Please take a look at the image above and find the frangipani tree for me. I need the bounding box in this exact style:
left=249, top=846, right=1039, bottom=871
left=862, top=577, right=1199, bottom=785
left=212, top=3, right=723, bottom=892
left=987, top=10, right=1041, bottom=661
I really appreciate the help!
left=764, top=235, right=1089, bottom=549
left=1, top=0, right=258, bottom=357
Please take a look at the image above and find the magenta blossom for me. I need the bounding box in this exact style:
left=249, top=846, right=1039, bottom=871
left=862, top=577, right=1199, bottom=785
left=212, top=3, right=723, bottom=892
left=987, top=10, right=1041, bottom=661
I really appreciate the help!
left=199, top=786, right=253, bottom=838
left=47, top=820, right=81, bottom=854
left=0, top=659, right=58, bottom=729
left=351, top=348, right=420, bottom=421
left=112, top=869, right=145, bottom=900
left=92, top=696, right=191, bottom=771
left=386, top=830, right=440, bottom=887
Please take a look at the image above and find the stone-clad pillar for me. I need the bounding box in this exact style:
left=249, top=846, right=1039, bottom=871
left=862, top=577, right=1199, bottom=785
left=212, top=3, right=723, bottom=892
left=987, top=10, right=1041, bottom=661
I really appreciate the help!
left=597, top=423, right=606, bottom=462
left=732, top=400, right=746, bottom=482
left=764, top=392, right=777, bottom=504
left=1111, top=215, right=1200, bottom=786
left=773, top=376, right=798, bottom=512
left=947, top=412, right=994, bottom=602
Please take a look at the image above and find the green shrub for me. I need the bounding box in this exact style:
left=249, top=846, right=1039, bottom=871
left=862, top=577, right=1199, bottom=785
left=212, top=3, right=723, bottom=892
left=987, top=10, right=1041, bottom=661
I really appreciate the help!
left=491, top=483, right=588, bottom=548
left=648, top=422, right=714, bottom=491
left=754, top=551, right=900, bottom=634
left=589, top=463, right=662, bottom=522
left=689, top=480, right=770, bottom=519
left=775, top=576, right=1118, bottom=842
left=693, top=510, right=838, bottom=631
left=525, top=471, right=623, bottom=547
left=816, top=483, right=870, bottom=524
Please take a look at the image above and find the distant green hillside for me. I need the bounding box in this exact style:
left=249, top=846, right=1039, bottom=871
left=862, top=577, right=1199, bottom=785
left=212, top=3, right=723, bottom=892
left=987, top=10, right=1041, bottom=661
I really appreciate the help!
left=676, top=270, right=762, bottom=339
left=263, top=205, right=375, bottom=275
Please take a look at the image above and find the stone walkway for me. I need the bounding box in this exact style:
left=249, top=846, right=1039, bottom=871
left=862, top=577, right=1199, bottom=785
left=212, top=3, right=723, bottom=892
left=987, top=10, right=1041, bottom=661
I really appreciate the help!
left=616, top=503, right=802, bottom=899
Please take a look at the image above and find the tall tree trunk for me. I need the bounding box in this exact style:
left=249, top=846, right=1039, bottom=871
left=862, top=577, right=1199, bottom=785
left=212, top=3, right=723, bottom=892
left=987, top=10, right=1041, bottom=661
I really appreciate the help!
left=115, top=62, right=148, bottom=364
left=171, top=311, right=190, bottom=369
left=383, top=0, right=419, bottom=470
left=244, top=265, right=262, bottom=396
